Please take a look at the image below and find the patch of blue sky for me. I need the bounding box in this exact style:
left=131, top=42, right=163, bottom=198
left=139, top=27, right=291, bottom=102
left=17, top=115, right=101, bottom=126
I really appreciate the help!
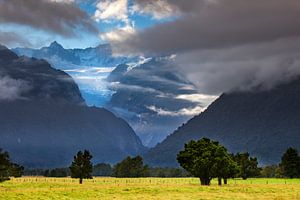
left=78, top=0, right=98, bottom=15
left=131, top=13, right=179, bottom=30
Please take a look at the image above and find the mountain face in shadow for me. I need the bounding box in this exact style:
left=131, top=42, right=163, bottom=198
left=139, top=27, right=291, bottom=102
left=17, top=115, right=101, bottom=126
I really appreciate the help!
left=145, top=79, right=300, bottom=167
left=0, top=45, right=84, bottom=104
left=0, top=45, right=146, bottom=168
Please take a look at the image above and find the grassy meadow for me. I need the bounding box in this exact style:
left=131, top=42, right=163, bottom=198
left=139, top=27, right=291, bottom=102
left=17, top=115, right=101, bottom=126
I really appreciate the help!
left=0, top=177, right=299, bottom=200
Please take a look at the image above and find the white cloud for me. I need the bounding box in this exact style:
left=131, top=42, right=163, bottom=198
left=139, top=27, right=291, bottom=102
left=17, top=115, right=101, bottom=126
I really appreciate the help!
left=0, top=76, right=31, bottom=101
left=94, top=0, right=128, bottom=23
left=147, top=105, right=205, bottom=116
left=95, top=0, right=137, bottom=46
left=109, top=82, right=160, bottom=94
left=147, top=92, right=217, bottom=117
left=176, top=94, right=218, bottom=105
left=64, top=67, right=116, bottom=74
left=100, top=24, right=136, bottom=43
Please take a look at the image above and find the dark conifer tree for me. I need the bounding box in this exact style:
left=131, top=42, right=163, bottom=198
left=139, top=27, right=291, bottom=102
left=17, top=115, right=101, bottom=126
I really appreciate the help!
left=0, top=149, right=11, bottom=182
left=70, top=150, right=93, bottom=184
left=280, top=148, right=300, bottom=178
left=234, top=152, right=260, bottom=180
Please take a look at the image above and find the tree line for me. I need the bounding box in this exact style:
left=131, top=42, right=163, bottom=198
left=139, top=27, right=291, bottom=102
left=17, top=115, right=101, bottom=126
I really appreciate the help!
left=1, top=137, right=299, bottom=185
left=177, top=138, right=300, bottom=185
left=24, top=157, right=187, bottom=179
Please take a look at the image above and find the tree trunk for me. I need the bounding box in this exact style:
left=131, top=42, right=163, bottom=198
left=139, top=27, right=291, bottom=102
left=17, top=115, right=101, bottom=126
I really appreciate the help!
left=206, top=178, right=211, bottom=185
left=79, top=178, right=83, bottom=184
left=218, top=177, right=222, bottom=186
left=200, top=178, right=205, bottom=185
left=200, top=177, right=211, bottom=185
left=223, top=178, right=228, bottom=185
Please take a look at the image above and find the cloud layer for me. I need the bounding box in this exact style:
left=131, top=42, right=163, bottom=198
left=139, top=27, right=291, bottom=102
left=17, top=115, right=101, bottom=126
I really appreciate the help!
left=109, top=0, right=300, bottom=94
left=0, top=32, right=32, bottom=47
left=113, top=0, right=300, bottom=53
left=0, top=0, right=97, bottom=37
left=132, top=0, right=180, bottom=20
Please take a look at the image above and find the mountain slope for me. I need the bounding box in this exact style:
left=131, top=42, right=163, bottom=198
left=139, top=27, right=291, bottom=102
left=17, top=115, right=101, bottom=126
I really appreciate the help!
left=145, top=79, right=300, bottom=166
left=0, top=45, right=145, bottom=168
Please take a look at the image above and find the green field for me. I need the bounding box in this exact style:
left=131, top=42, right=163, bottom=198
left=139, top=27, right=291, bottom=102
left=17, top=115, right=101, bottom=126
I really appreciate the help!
left=0, top=177, right=299, bottom=200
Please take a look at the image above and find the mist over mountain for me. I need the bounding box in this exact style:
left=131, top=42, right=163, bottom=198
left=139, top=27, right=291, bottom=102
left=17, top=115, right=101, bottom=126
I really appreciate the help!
left=145, top=77, right=300, bottom=167
left=106, top=57, right=216, bottom=147
left=0, top=45, right=145, bottom=168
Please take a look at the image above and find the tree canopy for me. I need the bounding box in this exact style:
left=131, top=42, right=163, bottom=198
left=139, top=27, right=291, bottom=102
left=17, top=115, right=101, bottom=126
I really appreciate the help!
left=177, top=138, right=238, bottom=185
left=234, top=152, right=260, bottom=180
left=70, top=150, right=93, bottom=184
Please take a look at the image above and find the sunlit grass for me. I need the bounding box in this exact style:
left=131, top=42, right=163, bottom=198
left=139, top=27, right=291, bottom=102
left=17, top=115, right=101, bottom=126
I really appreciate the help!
left=0, top=177, right=299, bottom=200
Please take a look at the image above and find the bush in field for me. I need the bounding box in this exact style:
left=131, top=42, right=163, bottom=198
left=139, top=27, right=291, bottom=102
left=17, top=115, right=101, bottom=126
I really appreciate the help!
left=113, top=156, right=149, bottom=177
left=234, top=152, right=260, bottom=180
left=93, top=163, right=112, bottom=176
left=260, top=165, right=278, bottom=178
left=9, top=163, right=24, bottom=178
left=70, top=150, right=93, bottom=184
left=280, top=148, right=300, bottom=178
left=177, top=138, right=238, bottom=185
left=0, top=149, right=24, bottom=182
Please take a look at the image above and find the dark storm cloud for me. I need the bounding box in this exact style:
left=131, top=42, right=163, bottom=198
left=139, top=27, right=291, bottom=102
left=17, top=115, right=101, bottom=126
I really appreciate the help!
left=0, top=0, right=98, bottom=37
left=174, top=37, right=300, bottom=94
left=110, top=0, right=300, bottom=95
left=0, top=31, right=32, bottom=47
left=117, top=0, right=300, bottom=54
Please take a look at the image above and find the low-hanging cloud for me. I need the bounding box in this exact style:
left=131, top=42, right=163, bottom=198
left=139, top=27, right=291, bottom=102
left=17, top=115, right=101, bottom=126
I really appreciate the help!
left=0, top=76, right=31, bottom=101
left=175, top=37, right=300, bottom=94
left=0, top=0, right=98, bottom=37
left=147, top=105, right=205, bottom=116
left=0, top=31, right=32, bottom=47
left=109, top=0, right=300, bottom=94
